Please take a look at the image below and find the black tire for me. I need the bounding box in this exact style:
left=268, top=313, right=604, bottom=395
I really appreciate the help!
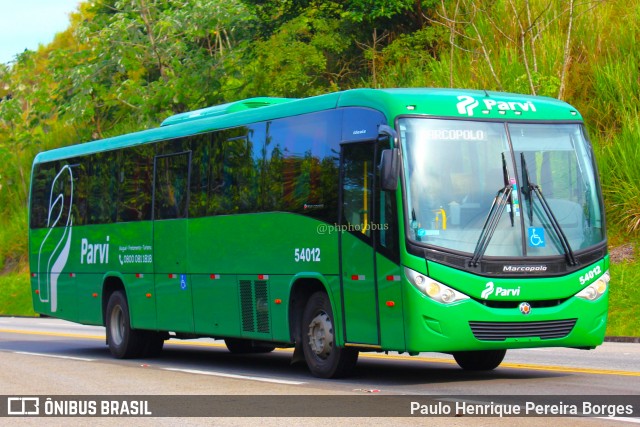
left=452, top=349, right=506, bottom=371
left=224, top=338, right=275, bottom=354
left=105, top=291, right=146, bottom=358
left=301, top=291, right=358, bottom=378
left=142, top=331, right=165, bottom=357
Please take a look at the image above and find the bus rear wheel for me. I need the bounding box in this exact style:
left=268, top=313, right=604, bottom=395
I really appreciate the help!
left=105, top=290, right=146, bottom=358
left=301, top=291, right=358, bottom=378
left=452, top=349, right=506, bottom=371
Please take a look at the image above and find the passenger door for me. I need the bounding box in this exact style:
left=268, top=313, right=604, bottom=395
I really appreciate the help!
left=153, top=150, right=193, bottom=333
left=339, top=142, right=380, bottom=345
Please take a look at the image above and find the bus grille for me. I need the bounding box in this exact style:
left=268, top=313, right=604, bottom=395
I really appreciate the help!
left=240, top=280, right=270, bottom=334
left=469, top=319, right=577, bottom=341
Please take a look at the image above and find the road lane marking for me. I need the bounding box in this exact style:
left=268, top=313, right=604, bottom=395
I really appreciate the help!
left=498, top=362, right=640, bottom=377
left=14, top=351, right=95, bottom=362
left=162, top=367, right=306, bottom=385
left=595, top=417, right=640, bottom=424
left=3, top=328, right=640, bottom=378
left=359, top=352, right=640, bottom=377
left=0, top=328, right=105, bottom=340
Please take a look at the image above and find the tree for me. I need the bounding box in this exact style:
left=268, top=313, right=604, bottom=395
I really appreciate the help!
left=58, top=0, right=255, bottom=135
left=240, top=8, right=352, bottom=97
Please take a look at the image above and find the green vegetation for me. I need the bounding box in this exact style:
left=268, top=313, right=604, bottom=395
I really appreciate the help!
left=608, top=256, right=640, bottom=336
left=1, top=0, right=638, bottom=336
left=0, top=271, right=34, bottom=317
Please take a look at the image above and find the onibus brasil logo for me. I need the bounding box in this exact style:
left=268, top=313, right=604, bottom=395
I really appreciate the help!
left=456, top=95, right=537, bottom=116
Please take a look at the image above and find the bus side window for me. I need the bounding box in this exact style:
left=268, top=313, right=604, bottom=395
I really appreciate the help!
left=118, top=146, right=153, bottom=222
left=88, top=151, right=118, bottom=224
left=223, top=134, right=257, bottom=213
left=30, top=162, right=58, bottom=229
left=188, top=133, right=212, bottom=218
left=154, top=151, right=191, bottom=220
left=341, top=143, right=374, bottom=240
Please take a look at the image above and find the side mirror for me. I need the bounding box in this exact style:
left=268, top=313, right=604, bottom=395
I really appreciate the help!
left=378, top=125, right=400, bottom=192
left=380, top=148, right=400, bottom=191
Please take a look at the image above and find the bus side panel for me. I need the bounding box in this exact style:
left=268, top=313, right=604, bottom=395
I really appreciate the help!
left=324, top=274, right=345, bottom=346
left=188, top=213, right=340, bottom=341
left=72, top=222, right=155, bottom=330
left=77, top=273, right=103, bottom=325
left=188, top=214, right=339, bottom=274
left=126, top=273, right=157, bottom=330
left=29, top=227, right=78, bottom=322
left=376, top=253, right=405, bottom=351
left=192, top=273, right=241, bottom=337
left=29, top=273, right=79, bottom=322
left=267, top=275, right=292, bottom=343
left=340, top=232, right=378, bottom=344
left=154, top=219, right=193, bottom=333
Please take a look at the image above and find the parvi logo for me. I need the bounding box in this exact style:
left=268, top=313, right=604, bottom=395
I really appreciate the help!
left=456, top=95, right=537, bottom=116
left=481, top=281, right=495, bottom=299
left=80, top=236, right=110, bottom=264
left=456, top=96, right=479, bottom=116
left=481, top=281, right=521, bottom=299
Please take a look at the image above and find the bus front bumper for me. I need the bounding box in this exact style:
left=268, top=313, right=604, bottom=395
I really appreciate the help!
left=402, top=285, right=608, bottom=353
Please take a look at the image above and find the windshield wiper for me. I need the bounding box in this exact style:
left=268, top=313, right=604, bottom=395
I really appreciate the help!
left=470, top=185, right=512, bottom=267
left=470, top=154, right=514, bottom=267
left=520, top=153, right=578, bottom=266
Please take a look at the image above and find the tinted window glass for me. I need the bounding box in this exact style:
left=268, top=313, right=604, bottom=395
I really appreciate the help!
left=30, top=162, right=60, bottom=229
left=342, top=143, right=375, bottom=241
left=263, top=110, right=341, bottom=223
left=118, top=145, right=153, bottom=222
left=30, top=161, right=79, bottom=230
left=221, top=127, right=259, bottom=213
left=87, top=151, right=119, bottom=225
left=154, top=151, right=191, bottom=220
left=189, top=133, right=213, bottom=218
left=69, top=158, right=87, bottom=226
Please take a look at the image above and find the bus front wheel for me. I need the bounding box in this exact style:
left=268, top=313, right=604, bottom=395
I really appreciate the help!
left=452, top=349, right=506, bottom=371
left=301, top=291, right=358, bottom=378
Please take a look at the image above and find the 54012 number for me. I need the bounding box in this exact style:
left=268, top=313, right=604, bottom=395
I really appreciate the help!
left=294, top=248, right=321, bottom=262
left=579, top=265, right=602, bottom=285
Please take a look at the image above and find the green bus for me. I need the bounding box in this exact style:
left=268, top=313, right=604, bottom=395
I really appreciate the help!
left=29, top=88, right=609, bottom=378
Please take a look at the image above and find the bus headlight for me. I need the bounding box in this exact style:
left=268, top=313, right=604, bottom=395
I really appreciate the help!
left=576, top=271, right=609, bottom=301
left=404, top=267, right=469, bottom=304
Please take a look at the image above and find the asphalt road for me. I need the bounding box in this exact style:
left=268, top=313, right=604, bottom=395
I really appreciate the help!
left=1, top=317, right=639, bottom=426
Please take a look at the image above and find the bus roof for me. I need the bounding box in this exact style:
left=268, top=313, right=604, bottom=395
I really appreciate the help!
left=33, top=88, right=583, bottom=164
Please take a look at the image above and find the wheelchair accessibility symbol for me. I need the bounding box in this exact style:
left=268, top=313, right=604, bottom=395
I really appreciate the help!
left=528, top=227, right=545, bottom=248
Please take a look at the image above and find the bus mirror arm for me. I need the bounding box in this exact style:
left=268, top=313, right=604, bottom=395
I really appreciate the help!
left=380, top=148, right=400, bottom=191
left=378, top=124, right=398, bottom=145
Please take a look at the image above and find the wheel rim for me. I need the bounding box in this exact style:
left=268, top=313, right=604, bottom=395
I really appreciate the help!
left=109, top=305, right=124, bottom=346
left=307, top=311, right=333, bottom=360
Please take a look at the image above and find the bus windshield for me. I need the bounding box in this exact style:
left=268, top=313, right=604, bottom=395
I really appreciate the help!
left=400, top=118, right=605, bottom=259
